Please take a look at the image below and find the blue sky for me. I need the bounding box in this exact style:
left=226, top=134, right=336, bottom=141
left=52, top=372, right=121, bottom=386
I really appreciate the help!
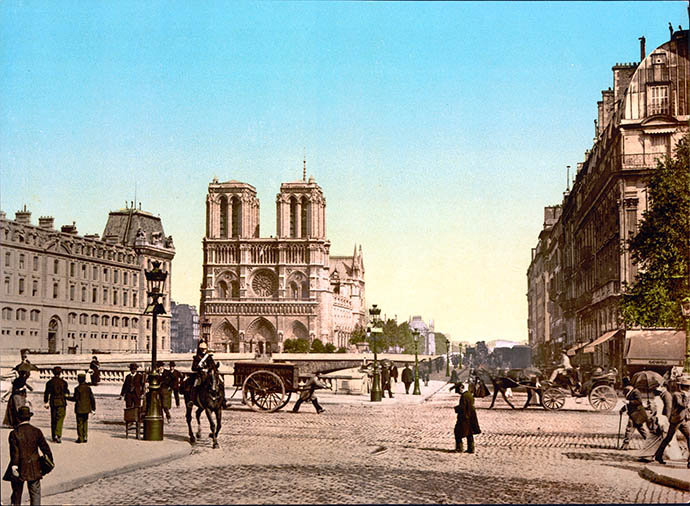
left=1, top=1, right=686, bottom=344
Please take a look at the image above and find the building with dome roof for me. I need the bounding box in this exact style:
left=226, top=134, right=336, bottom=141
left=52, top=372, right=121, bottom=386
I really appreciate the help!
left=200, top=171, right=366, bottom=353
left=527, top=28, right=689, bottom=374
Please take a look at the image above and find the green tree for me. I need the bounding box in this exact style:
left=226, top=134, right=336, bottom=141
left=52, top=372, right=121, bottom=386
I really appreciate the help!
left=349, top=324, right=367, bottom=345
left=621, top=135, right=690, bottom=328
left=324, top=342, right=336, bottom=353
left=310, top=338, right=326, bottom=353
left=435, top=332, right=448, bottom=354
left=283, top=338, right=310, bottom=353
left=336, top=347, right=348, bottom=353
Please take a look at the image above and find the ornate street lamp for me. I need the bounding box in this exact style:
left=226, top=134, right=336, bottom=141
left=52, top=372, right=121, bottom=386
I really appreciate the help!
left=143, top=260, right=168, bottom=441
left=681, top=296, right=690, bottom=373
left=446, top=337, right=451, bottom=377
left=369, top=304, right=383, bottom=402
left=412, top=329, right=421, bottom=395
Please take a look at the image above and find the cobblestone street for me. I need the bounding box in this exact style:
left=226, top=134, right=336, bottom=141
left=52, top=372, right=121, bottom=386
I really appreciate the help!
left=26, top=384, right=689, bottom=505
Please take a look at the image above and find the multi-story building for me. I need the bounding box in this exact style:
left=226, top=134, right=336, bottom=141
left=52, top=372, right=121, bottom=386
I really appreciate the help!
left=0, top=204, right=175, bottom=354
left=170, top=301, right=200, bottom=353
left=408, top=316, right=435, bottom=355
left=528, top=28, right=689, bottom=372
left=199, top=172, right=366, bottom=353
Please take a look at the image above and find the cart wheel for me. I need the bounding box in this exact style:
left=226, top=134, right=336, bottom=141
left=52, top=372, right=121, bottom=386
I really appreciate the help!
left=242, top=371, right=286, bottom=413
left=542, top=387, right=566, bottom=410
left=276, top=391, right=292, bottom=411
left=589, top=384, right=617, bottom=411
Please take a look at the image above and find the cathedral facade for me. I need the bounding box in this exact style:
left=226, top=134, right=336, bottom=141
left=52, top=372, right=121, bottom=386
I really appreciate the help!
left=200, top=175, right=365, bottom=353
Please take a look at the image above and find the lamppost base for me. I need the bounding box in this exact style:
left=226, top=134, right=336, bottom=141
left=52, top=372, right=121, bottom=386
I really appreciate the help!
left=143, top=416, right=164, bottom=441
left=370, top=371, right=382, bottom=402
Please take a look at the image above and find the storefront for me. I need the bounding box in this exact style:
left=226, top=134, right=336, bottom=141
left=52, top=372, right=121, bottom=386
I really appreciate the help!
left=623, top=329, right=685, bottom=377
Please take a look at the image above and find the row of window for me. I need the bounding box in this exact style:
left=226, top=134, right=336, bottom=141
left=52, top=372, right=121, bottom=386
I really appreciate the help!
left=4, top=251, right=139, bottom=285
left=66, top=313, right=141, bottom=328
left=0, top=329, right=39, bottom=337
left=66, top=331, right=139, bottom=340
left=1, top=308, right=40, bottom=321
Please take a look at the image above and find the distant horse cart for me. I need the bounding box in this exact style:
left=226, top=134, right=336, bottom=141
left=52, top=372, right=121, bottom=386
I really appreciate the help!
left=470, top=365, right=618, bottom=411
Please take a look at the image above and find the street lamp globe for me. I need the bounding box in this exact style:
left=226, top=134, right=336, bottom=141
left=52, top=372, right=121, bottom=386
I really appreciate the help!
left=145, top=261, right=167, bottom=295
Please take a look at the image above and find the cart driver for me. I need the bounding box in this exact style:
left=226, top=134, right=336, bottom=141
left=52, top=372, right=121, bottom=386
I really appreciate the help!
left=549, top=351, right=580, bottom=390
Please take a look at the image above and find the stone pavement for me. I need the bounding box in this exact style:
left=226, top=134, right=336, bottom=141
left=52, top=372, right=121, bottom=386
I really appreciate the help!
left=2, top=374, right=688, bottom=504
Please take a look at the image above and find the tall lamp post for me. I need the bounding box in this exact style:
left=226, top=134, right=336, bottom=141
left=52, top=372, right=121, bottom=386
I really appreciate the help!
left=446, top=337, right=451, bottom=377
left=369, top=304, right=383, bottom=402
left=681, top=297, right=690, bottom=373
left=412, top=329, right=421, bottom=395
left=143, top=261, right=168, bottom=441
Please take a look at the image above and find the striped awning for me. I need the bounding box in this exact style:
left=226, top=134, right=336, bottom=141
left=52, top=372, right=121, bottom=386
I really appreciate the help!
left=566, top=341, right=588, bottom=356
left=583, top=330, right=620, bottom=353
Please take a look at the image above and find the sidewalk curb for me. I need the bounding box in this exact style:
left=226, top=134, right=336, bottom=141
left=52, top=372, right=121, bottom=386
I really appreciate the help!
left=42, top=447, right=191, bottom=498
left=641, top=464, right=690, bottom=492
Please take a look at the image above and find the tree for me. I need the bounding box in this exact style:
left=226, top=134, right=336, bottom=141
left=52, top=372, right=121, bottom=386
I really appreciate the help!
left=621, top=135, right=690, bottom=328
left=283, top=338, right=310, bottom=353
left=349, top=324, right=367, bottom=345
left=310, top=339, right=325, bottom=353
left=435, top=332, right=448, bottom=354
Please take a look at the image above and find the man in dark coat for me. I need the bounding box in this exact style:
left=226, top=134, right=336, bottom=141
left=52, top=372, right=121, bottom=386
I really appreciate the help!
left=454, top=383, right=481, bottom=453
left=2, top=406, right=53, bottom=505
left=70, top=373, right=96, bottom=443
left=119, top=363, right=145, bottom=409
left=620, top=385, right=649, bottom=450
left=654, top=376, right=690, bottom=467
left=381, top=364, right=393, bottom=398
left=390, top=364, right=398, bottom=384
left=401, top=365, right=414, bottom=394
left=89, top=356, right=101, bottom=386
left=43, top=366, right=69, bottom=443
left=292, top=374, right=329, bottom=413
left=158, top=362, right=173, bottom=422
left=168, top=361, right=184, bottom=407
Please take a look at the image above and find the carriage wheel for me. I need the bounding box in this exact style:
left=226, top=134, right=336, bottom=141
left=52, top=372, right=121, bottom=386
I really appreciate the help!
left=542, top=387, right=566, bottom=410
left=588, top=384, right=617, bottom=411
left=276, top=392, right=292, bottom=411
left=242, top=371, right=286, bottom=413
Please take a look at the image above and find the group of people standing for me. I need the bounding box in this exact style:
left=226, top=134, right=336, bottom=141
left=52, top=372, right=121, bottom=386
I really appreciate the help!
left=119, top=360, right=185, bottom=421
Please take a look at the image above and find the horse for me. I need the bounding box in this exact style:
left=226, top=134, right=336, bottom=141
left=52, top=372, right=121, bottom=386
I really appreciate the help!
left=471, top=366, right=542, bottom=409
left=180, top=369, right=225, bottom=448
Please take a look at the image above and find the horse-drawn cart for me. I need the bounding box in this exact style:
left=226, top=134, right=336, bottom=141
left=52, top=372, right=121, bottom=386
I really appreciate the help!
left=233, top=361, right=300, bottom=413
left=540, top=368, right=618, bottom=411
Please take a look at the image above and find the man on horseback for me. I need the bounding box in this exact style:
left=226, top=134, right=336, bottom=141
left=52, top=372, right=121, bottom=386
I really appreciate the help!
left=190, top=341, right=225, bottom=407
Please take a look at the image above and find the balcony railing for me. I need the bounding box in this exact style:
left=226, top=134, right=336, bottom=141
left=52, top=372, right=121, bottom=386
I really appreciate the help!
left=618, top=153, right=667, bottom=169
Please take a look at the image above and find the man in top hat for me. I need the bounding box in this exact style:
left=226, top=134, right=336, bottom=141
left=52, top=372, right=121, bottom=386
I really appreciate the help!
left=654, top=375, right=690, bottom=467
left=70, top=373, right=95, bottom=443
left=619, top=385, right=649, bottom=450
left=453, top=382, right=481, bottom=453
left=120, top=362, right=145, bottom=409
left=44, top=366, right=69, bottom=443
left=2, top=406, right=53, bottom=505
left=168, top=361, right=184, bottom=407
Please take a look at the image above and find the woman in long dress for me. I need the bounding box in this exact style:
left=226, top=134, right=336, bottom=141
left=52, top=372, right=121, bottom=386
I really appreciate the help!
left=2, top=370, right=33, bottom=428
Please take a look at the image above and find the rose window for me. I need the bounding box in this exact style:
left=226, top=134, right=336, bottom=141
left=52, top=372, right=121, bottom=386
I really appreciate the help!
left=252, top=271, right=277, bottom=297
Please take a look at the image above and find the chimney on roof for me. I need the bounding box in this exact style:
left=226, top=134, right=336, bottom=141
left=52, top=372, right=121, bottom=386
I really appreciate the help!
left=61, top=222, right=78, bottom=234
left=15, top=206, right=31, bottom=225
left=38, top=216, right=54, bottom=230
left=639, top=36, right=646, bottom=61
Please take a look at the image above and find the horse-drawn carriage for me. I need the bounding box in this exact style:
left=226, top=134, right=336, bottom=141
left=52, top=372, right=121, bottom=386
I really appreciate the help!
left=470, top=365, right=618, bottom=411
left=540, top=367, right=618, bottom=411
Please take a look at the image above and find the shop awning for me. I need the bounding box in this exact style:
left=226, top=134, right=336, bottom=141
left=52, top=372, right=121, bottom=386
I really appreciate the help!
left=583, top=330, right=620, bottom=353
left=624, top=329, right=685, bottom=366
left=566, top=341, right=588, bottom=356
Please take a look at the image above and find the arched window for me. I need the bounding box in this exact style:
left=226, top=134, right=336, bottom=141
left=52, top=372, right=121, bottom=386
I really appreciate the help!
left=91, top=315, right=99, bottom=325
left=2, top=307, right=12, bottom=320
left=289, top=197, right=298, bottom=238
left=16, top=309, right=26, bottom=320
left=68, top=312, right=76, bottom=324
left=102, top=315, right=110, bottom=326
left=122, top=317, right=129, bottom=328
left=30, top=309, right=40, bottom=322
left=219, top=195, right=228, bottom=238
left=218, top=280, right=228, bottom=299
left=132, top=317, right=139, bottom=327
left=301, top=196, right=309, bottom=238
left=112, top=316, right=120, bottom=327
left=231, top=196, right=241, bottom=237
left=80, top=313, right=88, bottom=324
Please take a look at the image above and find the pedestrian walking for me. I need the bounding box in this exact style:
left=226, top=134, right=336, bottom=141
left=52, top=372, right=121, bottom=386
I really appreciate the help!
left=654, top=376, right=690, bottom=467
left=453, top=382, right=481, bottom=453
left=449, top=368, right=459, bottom=384
left=119, top=362, right=145, bottom=409
left=292, top=374, right=329, bottom=413
left=3, top=370, right=33, bottom=428
left=381, top=363, right=394, bottom=398
left=89, top=356, right=101, bottom=386
left=2, top=406, right=53, bottom=505
left=43, top=367, right=69, bottom=443
left=70, top=373, right=96, bottom=443
left=401, top=365, right=414, bottom=394
left=390, top=363, right=398, bottom=384
left=619, top=385, right=649, bottom=450
left=168, top=361, right=184, bottom=407
left=158, top=362, right=173, bottom=422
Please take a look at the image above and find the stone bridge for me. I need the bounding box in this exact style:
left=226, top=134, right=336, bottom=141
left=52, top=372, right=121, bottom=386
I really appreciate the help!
left=1, top=352, right=445, bottom=385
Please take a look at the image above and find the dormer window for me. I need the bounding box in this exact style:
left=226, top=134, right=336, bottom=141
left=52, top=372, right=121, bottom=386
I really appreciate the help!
left=648, top=85, right=669, bottom=115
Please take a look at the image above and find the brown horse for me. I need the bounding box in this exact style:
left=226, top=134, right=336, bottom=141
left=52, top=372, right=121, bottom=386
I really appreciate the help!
left=471, top=367, right=542, bottom=409
left=180, top=370, right=225, bottom=448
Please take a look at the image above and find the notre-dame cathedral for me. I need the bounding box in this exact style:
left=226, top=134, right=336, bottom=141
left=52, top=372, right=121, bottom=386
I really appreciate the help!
left=199, top=172, right=365, bottom=353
